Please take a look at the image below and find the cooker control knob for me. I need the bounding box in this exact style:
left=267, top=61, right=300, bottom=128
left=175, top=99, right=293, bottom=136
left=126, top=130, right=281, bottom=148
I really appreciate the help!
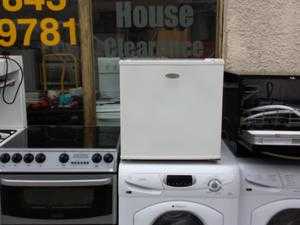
left=24, top=153, right=34, bottom=163
left=0, top=153, right=10, bottom=163
left=12, top=153, right=22, bottom=163
left=59, top=153, right=69, bottom=164
left=35, top=153, right=46, bottom=163
left=208, top=179, right=222, bottom=192
left=103, top=153, right=114, bottom=163
left=92, top=153, right=102, bottom=163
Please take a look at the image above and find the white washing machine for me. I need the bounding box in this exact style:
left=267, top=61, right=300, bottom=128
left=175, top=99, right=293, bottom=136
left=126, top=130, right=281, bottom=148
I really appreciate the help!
left=119, top=142, right=240, bottom=225
left=238, top=159, right=300, bottom=225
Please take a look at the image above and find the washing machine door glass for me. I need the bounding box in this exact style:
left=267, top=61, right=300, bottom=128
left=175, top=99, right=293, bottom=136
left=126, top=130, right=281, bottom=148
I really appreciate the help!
left=153, top=211, right=203, bottom=225
left=267, top=209, right=300, bottom=225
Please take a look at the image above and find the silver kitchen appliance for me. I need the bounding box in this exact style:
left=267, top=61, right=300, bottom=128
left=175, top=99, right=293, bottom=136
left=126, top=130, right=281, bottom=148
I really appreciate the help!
left=0, top=55, right=27, bottom=147
left=0, top=126, right=119, bottom=225
left=0, top=56, right=120, bottom=225
left=120, top=59, right=224, bottom=160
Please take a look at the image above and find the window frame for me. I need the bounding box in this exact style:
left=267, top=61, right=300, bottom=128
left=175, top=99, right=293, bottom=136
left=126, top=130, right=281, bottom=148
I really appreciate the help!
left=78, top=0, right=224, bottom=126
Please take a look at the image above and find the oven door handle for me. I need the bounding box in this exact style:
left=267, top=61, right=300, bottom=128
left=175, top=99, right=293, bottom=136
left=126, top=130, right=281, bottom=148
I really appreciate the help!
left=1, top=178, right=112, bottom=187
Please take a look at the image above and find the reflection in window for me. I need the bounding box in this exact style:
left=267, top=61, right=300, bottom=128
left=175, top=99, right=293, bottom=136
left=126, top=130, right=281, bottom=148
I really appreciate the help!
left=0, top=2, right=83, bottom=125
left=93, top=0, right=217, bottom=126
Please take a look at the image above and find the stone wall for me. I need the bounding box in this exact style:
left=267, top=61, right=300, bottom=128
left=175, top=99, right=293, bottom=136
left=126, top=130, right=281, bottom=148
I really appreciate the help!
left=223, top=0, right=300, bottom=75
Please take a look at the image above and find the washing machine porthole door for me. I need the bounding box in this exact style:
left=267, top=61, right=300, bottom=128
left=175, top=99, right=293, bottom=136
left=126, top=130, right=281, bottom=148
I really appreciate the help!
left=152, top=211, right=204, bottom=225
left=267, top=209, right=300, bottom=225
left=134, top=201, right=223, bottom=225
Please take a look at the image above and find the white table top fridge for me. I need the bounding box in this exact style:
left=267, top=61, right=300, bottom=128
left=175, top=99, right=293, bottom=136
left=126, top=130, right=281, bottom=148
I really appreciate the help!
left=120, top=59, right=224, bottom=160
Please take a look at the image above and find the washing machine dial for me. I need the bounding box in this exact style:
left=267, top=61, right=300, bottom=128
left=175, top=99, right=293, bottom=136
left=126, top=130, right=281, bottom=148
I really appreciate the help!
left=208, top=179, right=222, bottom=192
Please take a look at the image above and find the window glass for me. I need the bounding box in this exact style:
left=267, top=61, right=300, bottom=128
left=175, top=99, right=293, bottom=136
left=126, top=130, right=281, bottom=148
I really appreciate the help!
left=93, top=0, right=217, bottom=126
left=0, top=1, right=82, bottom=125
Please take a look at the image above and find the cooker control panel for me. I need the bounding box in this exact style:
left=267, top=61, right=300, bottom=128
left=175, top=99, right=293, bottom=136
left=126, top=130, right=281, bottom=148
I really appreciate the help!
left=0, top=151, right=117, bottom=173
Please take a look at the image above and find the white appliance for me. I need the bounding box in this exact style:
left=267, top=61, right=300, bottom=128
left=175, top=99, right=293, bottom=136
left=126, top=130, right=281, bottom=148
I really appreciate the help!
left=238, top=159, right=300, bottom=225
left=98, top=57, right=120, bottom=99
left=120, top=59, right=224, bottom=160
left=0, top=55, right=27, bottom=146
left=96, top=100, right=120, bottom=127
left=119, top=142, right=240, bottom=225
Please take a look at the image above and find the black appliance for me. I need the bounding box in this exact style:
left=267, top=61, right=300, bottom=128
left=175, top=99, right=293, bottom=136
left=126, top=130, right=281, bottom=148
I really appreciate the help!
left=223, top=73, right=300, bottom=159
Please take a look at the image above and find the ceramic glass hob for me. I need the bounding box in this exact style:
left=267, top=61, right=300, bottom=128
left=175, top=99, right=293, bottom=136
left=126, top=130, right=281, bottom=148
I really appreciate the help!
left=1, top=126, right=120, bottom=149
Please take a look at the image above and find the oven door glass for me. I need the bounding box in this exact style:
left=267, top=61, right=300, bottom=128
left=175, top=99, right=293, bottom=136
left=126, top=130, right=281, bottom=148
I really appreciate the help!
left=267, top=209, right=300, bottom=225
left=1, top=174, right=117, bottom=225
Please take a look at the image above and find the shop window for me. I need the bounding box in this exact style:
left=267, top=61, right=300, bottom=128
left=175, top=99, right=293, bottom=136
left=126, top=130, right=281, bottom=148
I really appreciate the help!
left=0, top=1, right=83, bottom=125
left=93, top=0, right=218, bottom=127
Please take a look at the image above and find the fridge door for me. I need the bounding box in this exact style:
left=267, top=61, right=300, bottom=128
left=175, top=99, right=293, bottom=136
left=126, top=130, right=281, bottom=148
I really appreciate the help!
left=120, top=59, right=224, bottom=160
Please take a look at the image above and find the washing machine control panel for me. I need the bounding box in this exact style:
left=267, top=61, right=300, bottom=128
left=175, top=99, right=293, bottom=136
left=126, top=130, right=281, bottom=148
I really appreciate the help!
left=123, top=171, right=239, bottom=198
left=166, top=175, right=194, bottom=187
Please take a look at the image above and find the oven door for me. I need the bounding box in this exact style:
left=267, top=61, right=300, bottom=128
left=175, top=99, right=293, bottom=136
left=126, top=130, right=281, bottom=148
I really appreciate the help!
left=0, top=174, right=117, bottom=225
